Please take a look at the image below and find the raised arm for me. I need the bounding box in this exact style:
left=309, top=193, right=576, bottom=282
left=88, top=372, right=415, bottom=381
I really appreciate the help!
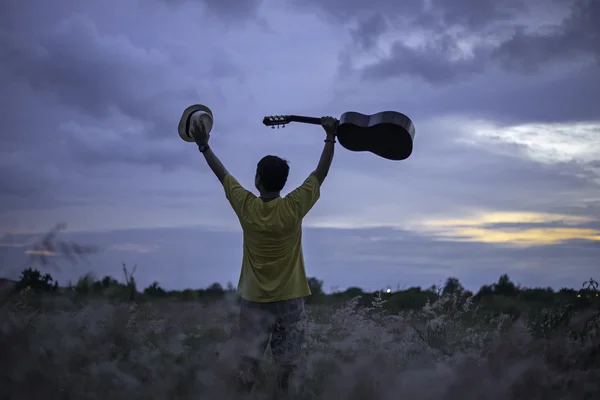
left=190, top=119, right=254, bottom=215
left=190, top=119, right=229, bottom=183
left=200, top=147, right=229, bottom=183
left=310, top=116, right=338, bottom=185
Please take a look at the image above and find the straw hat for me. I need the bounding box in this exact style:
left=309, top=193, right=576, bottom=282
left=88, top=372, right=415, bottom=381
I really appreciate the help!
left=177, top=104, right=214, bottom=142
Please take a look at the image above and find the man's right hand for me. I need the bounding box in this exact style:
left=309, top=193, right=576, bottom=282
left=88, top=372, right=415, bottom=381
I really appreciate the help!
left=191, top=118, right=210, bottom=146
left=320, top=116, right=338, bottom=136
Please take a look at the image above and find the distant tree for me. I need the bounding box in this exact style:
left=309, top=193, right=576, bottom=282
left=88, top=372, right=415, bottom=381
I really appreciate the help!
left=206, top=282, right=225, bottom=296
left=475, top=284, right=494, bottom=298
left=75, top=273, right=97, bottom=294
left=343, top=287, right=364, bottom=298
left=16, top=268, right=57, bottom=293
left=442, top=277, right=464, bottom=297
left=518, top=287, right=554, bottom=303
left=97, top=276, right=120, bottom=290
left=144, top=281, right=166, bottom=297
left=385, top=286, right=434, bottom=311
left=307, top=277, right=324, bottom=296
left=559, top=288, right=577, bottom=295
left=493, top=274, right=518, bottom=296
left=304, top=277, right=325, bottom=304
left=427, top=284, right=439, bottom=294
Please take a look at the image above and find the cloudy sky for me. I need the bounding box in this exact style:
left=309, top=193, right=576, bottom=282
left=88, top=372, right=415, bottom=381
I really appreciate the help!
left=0, top=0, right=598, bottom=292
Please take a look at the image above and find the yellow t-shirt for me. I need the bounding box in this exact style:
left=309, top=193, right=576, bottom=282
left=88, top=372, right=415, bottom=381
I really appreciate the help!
left=223, top=173, right=320, bottom=302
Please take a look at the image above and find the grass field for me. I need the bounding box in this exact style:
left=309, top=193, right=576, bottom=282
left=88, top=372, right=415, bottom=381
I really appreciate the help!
left=1, top=286, right=599, bottom=399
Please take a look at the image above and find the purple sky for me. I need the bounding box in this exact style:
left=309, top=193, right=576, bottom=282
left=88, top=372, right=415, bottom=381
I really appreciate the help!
left=0, top=0, right=599, bottom=292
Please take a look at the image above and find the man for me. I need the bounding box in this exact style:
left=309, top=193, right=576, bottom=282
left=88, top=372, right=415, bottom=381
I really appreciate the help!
left=189, top=115, right=337, bottom=392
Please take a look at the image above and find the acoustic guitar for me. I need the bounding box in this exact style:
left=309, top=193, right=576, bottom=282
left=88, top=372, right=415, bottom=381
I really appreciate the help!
left=262, top=111, right=416, bottom=160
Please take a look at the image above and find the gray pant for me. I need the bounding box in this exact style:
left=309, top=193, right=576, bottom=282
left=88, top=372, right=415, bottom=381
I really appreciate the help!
left=237, top=297, right=307, bottom=391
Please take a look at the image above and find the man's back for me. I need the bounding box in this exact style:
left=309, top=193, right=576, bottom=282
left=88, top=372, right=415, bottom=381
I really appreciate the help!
left=186, top=114, right=337, bottom=392
left=223, top=174, right=321, bottom=302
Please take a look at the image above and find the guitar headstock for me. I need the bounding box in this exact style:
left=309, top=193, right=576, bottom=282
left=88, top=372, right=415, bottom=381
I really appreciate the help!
left=262, top=115, right=290, bottom=129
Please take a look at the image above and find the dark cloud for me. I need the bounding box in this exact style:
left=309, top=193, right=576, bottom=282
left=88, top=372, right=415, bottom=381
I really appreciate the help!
left=349, top=14, right=389, bottom=51
left=159, top=0, right=263, bottom=19
left=422, top=0, right=529, bottom=29
left=2, top=14, right=193, bottom=138
left=361, top=38, right=489, bottom=84
left=492, top=0, right=599, bottom=73
left=0, top=0, right=253, bottom=216
left=417, top=64, right=600, bottom=124
left=309, top=0, right=599, bottom=85
left=0, top=1, right=246, bottom=168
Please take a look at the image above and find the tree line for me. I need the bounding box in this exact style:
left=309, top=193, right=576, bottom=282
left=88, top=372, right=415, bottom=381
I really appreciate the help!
left=10, top=266, right=599, bottom=313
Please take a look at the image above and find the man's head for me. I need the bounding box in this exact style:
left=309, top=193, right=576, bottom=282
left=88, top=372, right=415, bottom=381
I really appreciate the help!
left=255, top=155, right=290, bottom=193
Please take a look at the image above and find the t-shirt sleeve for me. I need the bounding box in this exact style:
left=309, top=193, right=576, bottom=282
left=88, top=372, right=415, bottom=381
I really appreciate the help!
left=285, top=173, right=321, bottom=218
left=223, top=174, right=254, bottom=216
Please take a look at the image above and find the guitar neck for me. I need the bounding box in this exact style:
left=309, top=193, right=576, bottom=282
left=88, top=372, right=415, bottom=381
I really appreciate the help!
left=288, top=115, right=322, bottom=125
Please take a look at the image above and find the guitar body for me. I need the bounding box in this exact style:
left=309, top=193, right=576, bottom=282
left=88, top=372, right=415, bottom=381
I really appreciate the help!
left=337, top=111, right=415, bottom=160
left=262, top=110, right=416, bottom=161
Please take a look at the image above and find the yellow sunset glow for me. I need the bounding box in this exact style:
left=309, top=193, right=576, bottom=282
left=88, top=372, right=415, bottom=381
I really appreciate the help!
left=435, top=227, right=600, bottom=245
left=24, top=250, right=57, bottom=256
left=419, top=212, right=600, bottom=246
left=421, top=212, right=594, bottom=228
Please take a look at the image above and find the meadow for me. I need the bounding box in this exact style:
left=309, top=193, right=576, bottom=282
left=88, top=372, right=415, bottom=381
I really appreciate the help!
left=1, top=227, right=598, bottom=399
left=1, top=264, right=599, bottom=400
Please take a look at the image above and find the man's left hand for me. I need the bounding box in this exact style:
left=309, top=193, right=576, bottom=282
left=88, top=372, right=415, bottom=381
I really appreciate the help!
left=320, top=116, right=338, bottom=136
left=190, top=119, right=209, bottom=146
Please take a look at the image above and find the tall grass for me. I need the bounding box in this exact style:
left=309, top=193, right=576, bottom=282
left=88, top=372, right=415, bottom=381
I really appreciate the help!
left=1, top=290, right=598, bottom=399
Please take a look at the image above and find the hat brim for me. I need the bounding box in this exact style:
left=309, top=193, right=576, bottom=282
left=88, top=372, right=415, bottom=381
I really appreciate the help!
left=178, top=104, right=213, bottom=142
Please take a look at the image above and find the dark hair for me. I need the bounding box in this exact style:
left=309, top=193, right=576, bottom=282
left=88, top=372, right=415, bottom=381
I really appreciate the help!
left=256, top=155, right=290, bottom=192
